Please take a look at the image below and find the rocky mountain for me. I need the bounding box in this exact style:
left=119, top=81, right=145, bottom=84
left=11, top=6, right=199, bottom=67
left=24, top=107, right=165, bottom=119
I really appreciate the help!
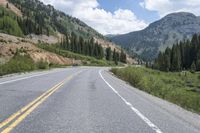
left=110, top=12, right=200, bottom=60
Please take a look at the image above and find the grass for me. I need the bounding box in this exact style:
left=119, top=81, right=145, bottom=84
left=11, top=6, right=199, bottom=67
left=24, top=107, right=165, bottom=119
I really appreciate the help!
left=111, top=67, right=200, bottom=114
left=0, top=53, right=64, bottom=76
left=37, top=43, right=116, bottom=66
left=0, top=54, right=36, bottom=76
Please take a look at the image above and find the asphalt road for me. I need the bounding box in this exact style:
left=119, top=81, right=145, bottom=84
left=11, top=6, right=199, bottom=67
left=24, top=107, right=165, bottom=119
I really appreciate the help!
left=0, top=67, right=199, bottom=133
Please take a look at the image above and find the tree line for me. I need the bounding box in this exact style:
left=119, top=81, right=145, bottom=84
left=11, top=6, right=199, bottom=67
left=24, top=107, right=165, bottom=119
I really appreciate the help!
left=153, top=34, right=200, bottom=72
left=60, top=33, right=126, bottom=64
left=17, top=17, right=49, bottom=35
left=0, top=4, right=49, bottom=36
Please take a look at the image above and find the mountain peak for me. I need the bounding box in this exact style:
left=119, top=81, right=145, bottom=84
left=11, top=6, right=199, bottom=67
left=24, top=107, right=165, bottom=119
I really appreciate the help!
left=149, top=12, right=198, bottom=28
left=110, top=12, right=200, bottom=60
left=164, top=12, right=196, bottom=18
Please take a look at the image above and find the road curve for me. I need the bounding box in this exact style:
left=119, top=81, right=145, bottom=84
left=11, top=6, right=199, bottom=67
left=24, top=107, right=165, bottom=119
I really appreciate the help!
left=0, top=67, right=199, bottom=133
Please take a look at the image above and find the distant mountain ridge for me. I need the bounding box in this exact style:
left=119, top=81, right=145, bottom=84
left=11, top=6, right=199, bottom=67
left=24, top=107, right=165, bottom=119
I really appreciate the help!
left=110, top=12, right=200, bottom=60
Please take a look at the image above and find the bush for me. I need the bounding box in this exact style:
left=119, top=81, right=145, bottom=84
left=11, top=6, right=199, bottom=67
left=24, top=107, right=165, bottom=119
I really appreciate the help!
left=36, top=60, right=49, bottom=69
left=111, top=67, right=200, bottom=114
left=0, top=54, right=62, bottom=76
left=0, top=54, right=35, bottom=76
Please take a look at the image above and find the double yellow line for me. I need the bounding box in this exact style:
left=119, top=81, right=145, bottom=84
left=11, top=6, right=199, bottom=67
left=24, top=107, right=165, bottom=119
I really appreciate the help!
left=0, top=71, right=82, bottom=133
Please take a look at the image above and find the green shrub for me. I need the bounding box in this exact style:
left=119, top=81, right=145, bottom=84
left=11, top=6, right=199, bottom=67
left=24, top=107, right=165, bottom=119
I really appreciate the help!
left=36, top=60, right=49, bottom=69
left=111, top=67, right=200, bottom=114
left=0, top=54, right=35, bottom=76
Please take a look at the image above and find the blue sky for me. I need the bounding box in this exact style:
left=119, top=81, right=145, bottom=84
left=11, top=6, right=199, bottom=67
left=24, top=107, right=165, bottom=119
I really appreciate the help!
left=98, top=0, right=159, bottom=23
left=40, top=0, right=200, bottom=35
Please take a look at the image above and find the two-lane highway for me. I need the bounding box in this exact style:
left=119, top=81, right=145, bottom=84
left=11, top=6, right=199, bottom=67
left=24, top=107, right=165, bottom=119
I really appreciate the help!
left=0, top=67, right=200, bottom=133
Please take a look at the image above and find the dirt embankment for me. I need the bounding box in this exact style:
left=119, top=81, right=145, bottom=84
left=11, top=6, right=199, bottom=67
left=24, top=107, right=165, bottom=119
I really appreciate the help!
left=26, top=33, right=63, bottom=44
left=0, top=33, right=81, bottom=65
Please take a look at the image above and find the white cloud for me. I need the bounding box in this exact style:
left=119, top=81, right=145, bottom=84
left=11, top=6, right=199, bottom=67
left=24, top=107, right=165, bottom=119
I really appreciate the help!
left=40, top=0, right=147, bottom=35
left=140, top=0, right=200, bottom=17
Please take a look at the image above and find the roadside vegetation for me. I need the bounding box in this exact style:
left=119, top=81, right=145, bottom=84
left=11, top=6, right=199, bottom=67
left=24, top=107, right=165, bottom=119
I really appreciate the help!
left=0, top=53, right=35, bottom=76
left=111, top=67, right=200, bottom=114
left=37, top=43, right=118, bottom=66
left=0, top=49, right=61, bottom=76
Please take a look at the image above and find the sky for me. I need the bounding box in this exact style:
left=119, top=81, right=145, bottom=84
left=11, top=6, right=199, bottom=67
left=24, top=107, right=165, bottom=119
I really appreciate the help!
left=40, top=0, right=200, bottom=35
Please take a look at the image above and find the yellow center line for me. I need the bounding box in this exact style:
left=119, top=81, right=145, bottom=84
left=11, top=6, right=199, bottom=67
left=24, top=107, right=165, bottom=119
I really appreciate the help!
left=0, top=70, right=82, bottom=133
left=0, top=82, right=63, bottom=129
left=2, top=83, right=64, bottom=133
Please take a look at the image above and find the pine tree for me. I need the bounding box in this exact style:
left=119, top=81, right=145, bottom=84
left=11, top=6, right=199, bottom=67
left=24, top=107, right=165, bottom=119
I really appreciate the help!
left=89, top=38, right=95, bottom=56
left=191, top=34, right=199, bottom=62
left=191, top=61, right=196, bottom=72
left=171, top=45, right=181, bottom=71
left=116, top=52, right=120, bottom=62
left=6, top=3, right=9, bottom=8
left=88, top=43, right=92, bottom=56
left=164, top=47, right=171, bottom=71
left=46, top=28, right=49, bottom=36
left=60, top=37, right=64, bottom=48
left=185, top=41, right=191, bottom=69
left=113, top=49, right=118, bottom=65
left=196, top=60, right=200, bottom=71
left=106, top=47, right=112, bottom=61
left=113, top=49, right=116, bottom=60
left=93, top=43, right=99, bottom=58
left=84, top=41, right=89, bottom=55
left=71, top=32, right=77, bottom=52
left=98, top=45, right=104, bottom=59
left=120, top=49, right=127, bottom=63
left=154, top=34, right=200, bottom=72
left=156, top=52, right=165, bottom=71
left=65, top=34, right=70, bottom=50
left=196, top=50, right=200, bottom=71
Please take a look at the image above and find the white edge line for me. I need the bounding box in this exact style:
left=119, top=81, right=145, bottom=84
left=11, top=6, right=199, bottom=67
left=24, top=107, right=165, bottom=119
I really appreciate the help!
left=99, top=70, right=163, bottom=133
left=0, top=70, right=62, bottom=85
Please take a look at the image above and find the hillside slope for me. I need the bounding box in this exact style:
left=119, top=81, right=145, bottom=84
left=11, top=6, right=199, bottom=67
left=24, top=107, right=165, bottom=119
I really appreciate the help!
left=0, top=0, right=136, bottom=66
left=111, top=12, right=200, bottom=60
left=4, top=0, right=104, bottom=39
left=0, top=33, right=81, bottom=65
